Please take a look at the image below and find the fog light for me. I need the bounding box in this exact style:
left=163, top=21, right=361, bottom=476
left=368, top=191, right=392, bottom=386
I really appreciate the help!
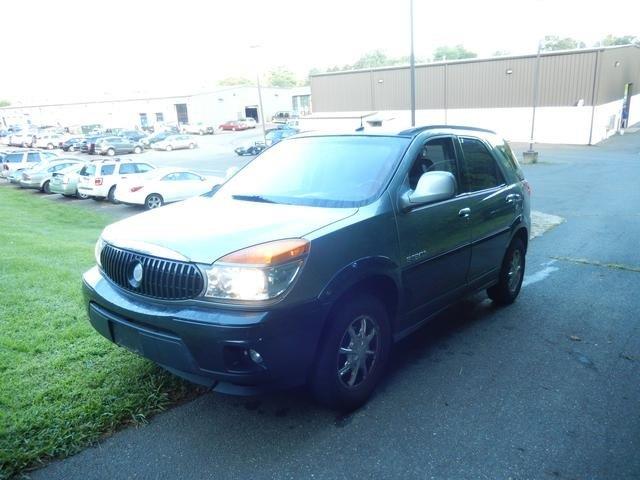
left=249, top=349, right=263, bottom=364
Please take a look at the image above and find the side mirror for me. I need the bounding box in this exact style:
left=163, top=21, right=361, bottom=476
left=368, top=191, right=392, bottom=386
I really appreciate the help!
left=400, top=171, right=456, bottom=210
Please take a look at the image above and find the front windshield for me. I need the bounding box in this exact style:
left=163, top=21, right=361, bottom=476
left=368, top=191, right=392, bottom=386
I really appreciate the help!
left=219, top=135, right=409, bottom=208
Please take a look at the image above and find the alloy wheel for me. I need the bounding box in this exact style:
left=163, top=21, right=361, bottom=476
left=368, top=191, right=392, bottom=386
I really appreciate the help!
left=337, top=315, right=380, bottom=388
left=507, top=249, right=523, bottom=293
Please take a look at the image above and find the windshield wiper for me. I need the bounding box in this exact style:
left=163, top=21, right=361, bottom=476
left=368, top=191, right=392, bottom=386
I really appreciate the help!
left=231, top=194, right=278, bottom=204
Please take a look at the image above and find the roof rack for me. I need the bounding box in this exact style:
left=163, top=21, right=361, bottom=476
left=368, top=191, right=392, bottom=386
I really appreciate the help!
left=398, top=125, right=496, bottom=137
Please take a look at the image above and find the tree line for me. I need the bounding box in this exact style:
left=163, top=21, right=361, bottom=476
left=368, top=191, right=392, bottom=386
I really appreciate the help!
left=214, top=34, right=638, bottom=90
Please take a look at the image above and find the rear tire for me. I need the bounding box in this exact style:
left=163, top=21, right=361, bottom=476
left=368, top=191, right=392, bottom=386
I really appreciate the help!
left=42, top=180, right=51, bottom=194
left=145, top=193, right=164, bottom=209
left=311, top=294, right=391, bottom=411
left=47, top=143, right=54, bottom=150
left=133, top=146, right=142, bottom=154
left=107, top=148, right=115, bottom=156
left=76, top=191, right=89, bottom=199
left=165, top=145, right=173, bottom=151
left=189, top=143, right=195, bottom=149
left=69, top=146, right=75, bottom=152
left=107, top=185, right=118, bottom=204
left=487, top=238, right=526, bottom=305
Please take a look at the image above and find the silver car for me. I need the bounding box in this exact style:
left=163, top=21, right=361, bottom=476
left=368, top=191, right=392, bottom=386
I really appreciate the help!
left=151, top=135, right=198, bottom=151
left=49, top=164, right=88, bottom=198
left=19, top=158, right=83, bottom=193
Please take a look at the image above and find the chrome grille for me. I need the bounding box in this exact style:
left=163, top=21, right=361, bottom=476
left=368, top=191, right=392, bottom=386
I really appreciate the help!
left=101, top=244, right=204, bottom=300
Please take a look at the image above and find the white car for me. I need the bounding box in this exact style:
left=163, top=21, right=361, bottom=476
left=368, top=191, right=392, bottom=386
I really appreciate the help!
left=9, top=132, right=38, bottom=147
left=239, top=118, right=257, bottom=129
left=77, top=159, right=155, bottom=202
left=35, top=133, right=67, bottom=150
left=181, top=123, right=215, bottom=135
left=114, top=168, right=223, bottom=209
left=1, top=150, right=58, bottom=178
left=151, top=135, right=198, bottom=151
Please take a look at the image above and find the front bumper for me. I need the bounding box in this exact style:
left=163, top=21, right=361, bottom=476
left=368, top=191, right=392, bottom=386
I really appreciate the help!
left=82, top=266, right=326, bottom=394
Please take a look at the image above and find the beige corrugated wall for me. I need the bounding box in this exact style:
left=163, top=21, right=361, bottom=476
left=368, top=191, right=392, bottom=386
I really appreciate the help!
left=310, top=46, right=640, bottom=112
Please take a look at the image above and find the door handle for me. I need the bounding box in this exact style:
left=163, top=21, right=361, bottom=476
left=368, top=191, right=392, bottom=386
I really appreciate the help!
left=458, top=207, right=471, bottom=218
left=506, top=193, right=521, bottom=203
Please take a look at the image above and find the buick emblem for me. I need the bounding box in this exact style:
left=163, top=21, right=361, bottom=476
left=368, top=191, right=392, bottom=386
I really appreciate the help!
left=129, top=261, right=144, bottom=288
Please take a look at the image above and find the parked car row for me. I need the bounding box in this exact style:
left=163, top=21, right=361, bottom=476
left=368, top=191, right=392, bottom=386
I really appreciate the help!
left=1, top=151, right=223, bottom=210
left=234, top=126, right=299, bottom=156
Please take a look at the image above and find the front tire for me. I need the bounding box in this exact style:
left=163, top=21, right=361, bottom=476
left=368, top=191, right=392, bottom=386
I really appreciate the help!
left=107, top=148, right=115, bottom=156
left=42, top=180, right=51, bottom=194
left=68, top=146, right=75, bottom=152
left=165, top=145, right=173, bottom=151
left=487, top=237, right=526, bottom=305
left=189, top=143, right=195, bottom=149
left=144, top=193, right=163, bottom=209
left=311, top=294, right=391, bottom=410
left=133, top=146, right=142, bottom=154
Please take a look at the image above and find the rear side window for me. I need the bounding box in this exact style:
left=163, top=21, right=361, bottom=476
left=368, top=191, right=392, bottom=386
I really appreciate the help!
left=101, top=165, right=116, bottom=175
left=27, top=152, right=40, bottom=162
left=459, top=137, right=504, bottom=192
left=135, top=163, right=153, bottom=173
left=494, top=139, right=525, bottom=181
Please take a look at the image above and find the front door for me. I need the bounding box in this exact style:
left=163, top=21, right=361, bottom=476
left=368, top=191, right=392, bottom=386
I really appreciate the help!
left=396, top=136, right=472, bottom=326
left=456, top=136, right=518, bottom=286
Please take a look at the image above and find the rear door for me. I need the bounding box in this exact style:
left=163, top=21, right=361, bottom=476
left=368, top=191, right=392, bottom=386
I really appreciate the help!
left=456, top=136, right=519, bottom=287
left=395, top=135, right=472, bottom=327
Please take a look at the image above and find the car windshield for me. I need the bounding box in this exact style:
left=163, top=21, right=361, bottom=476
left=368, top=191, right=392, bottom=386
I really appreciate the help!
left=219, top=135, right=409, bottom=208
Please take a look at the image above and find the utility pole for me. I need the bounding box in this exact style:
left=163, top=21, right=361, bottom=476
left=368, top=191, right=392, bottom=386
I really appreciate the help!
left=250, top=45, right=267, bottom=145
left=409, top=0, right=416, bottom=127
left=524, top=41, right=542, bottom=164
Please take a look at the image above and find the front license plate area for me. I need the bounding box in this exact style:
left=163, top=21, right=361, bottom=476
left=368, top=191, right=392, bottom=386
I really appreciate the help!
left=111, top=322, right=143, bottom=355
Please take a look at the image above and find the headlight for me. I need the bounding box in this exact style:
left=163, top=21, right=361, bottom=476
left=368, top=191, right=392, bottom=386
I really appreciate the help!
left=94, top=236, right=105, bottom=267
left=203, top=239, right=309, bottom=301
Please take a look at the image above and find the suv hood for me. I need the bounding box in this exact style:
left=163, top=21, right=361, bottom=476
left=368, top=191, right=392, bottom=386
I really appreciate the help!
left=102, top=195, right=358, bottom=264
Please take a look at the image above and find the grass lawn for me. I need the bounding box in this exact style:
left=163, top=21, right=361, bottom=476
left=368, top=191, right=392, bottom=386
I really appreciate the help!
left=0, top=186, right=200, bottom=479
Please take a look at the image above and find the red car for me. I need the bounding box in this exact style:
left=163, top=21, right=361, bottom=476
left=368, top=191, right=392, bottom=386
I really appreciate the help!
left=219, top=120, right=250, bottom=131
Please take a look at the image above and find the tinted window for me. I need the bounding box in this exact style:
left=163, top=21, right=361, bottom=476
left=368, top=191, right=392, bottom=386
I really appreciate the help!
left=459, top=137, right=503, bottom=192
left=220, top=136, right=409, bottom=208
left=5, top=153, right=23, bottom=163
left=135, top=164, right=153, bottom=173
left=80, top=164, right=96, bottom=176
left=494, top=138, right=525, bottom=181
left=178, top=172, right=200, bottom=181
left=27, top=152, right=40, bottom=162
left=408, top=137, right=459, bottom=190
left=118, top=164, right=136, bottom=174
left=101, top=165, right=116, bottom=175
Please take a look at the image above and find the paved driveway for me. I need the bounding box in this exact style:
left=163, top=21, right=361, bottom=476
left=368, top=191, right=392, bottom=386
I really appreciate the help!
left=31, top=134, right=640, bottom=480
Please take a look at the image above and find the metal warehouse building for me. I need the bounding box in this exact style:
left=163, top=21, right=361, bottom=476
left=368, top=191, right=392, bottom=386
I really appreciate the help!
left=309, top=45, right=640, bottom=144
left=0, top=86, right=306, bottom=132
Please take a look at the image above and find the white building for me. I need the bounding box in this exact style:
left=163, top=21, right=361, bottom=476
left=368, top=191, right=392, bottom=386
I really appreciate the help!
left=0, top=86, right=300, bottom=131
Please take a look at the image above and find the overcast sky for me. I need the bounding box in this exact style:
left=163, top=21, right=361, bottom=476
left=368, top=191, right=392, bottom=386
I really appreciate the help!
left=2, top=0, right=638, bottom=104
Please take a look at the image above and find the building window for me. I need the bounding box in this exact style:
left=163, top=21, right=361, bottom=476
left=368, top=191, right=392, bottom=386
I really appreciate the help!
left=155, top=112, right=164, bottom=122
left=139, top=113, right=148, bottom=128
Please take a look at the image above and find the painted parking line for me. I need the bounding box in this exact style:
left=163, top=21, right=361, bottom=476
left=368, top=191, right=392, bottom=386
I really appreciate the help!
left=522, top=259, right=559, bottom=288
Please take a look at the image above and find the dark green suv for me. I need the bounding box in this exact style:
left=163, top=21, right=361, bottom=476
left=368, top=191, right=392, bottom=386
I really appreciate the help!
left=84, top=125, right=531, bottom=409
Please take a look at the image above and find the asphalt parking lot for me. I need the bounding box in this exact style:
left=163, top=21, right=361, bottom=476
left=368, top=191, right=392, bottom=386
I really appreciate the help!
left=24, top=131, right=640, bottom=479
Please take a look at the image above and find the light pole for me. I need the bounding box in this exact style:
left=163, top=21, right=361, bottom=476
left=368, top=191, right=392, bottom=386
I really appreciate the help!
left=409, top=0, right=416, bottom=127
left=524, top=40, right=542, bottom=163
left=250, top=45, right=267, bottom=145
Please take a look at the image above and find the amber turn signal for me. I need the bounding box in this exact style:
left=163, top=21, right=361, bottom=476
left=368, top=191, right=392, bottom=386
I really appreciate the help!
left=219, top=239, right=310, bottom=266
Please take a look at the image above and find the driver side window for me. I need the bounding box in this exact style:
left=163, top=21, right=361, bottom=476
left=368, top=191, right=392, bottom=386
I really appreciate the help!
left=407, top=136, right=459, bottom=190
